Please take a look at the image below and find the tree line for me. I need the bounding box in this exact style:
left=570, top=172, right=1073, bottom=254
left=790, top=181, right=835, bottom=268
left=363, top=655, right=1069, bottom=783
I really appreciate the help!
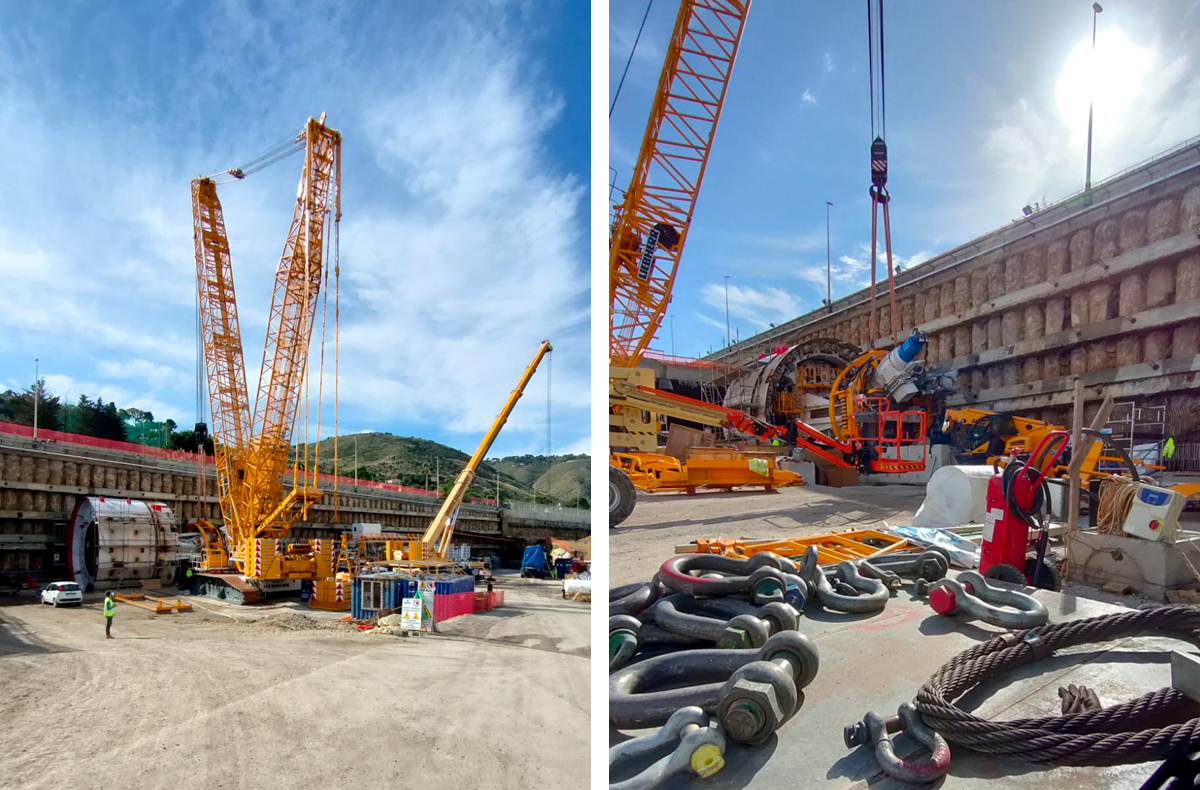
left=0, top=380, right=212, bottom=453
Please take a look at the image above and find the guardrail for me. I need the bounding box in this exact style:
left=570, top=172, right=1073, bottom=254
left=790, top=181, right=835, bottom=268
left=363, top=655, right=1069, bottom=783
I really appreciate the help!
left=503, top=500, right=590, bottom=524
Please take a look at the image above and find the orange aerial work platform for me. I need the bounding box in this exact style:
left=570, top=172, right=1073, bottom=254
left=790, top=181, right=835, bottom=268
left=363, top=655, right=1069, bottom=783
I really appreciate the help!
left=675, top=528, right=910, bottom=566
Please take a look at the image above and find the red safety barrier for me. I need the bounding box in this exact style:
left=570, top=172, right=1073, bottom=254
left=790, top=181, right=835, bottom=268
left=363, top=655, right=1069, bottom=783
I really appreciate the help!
left=434, top=591, right=476, bottom=622
left=0, top=422, right=205, bottom=463
left=472, top=591, right=506, bottom=613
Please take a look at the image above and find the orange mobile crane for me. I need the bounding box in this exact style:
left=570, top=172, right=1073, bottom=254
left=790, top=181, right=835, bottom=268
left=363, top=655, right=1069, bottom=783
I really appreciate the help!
left=188, top=114, right=342, bottom=604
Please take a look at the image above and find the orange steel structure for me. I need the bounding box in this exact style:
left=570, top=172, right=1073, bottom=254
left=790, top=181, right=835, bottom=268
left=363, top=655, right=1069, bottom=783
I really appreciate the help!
left=609, top=0, right=750, bottom=367
left=190, top=115, right=341, bottom=581
left=676, top=529, right=911, bottom=566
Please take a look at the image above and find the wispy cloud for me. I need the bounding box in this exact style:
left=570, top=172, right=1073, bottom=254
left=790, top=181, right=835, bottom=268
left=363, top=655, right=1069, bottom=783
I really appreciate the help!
left=824, top=52, right=834, bottom=72
left=957, top=27, right=1200, bottom=231
left=0, top=2, right=588, bottom=456
left=802, top=89, right=817, bottom=105
left=826, top=244, right=932, bottom=292
left=699, top=282, right=802, bottom=330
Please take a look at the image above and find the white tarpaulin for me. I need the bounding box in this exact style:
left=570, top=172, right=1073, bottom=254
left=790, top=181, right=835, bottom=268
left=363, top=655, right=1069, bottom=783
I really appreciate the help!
left=912, top=465, right=995, bottom=528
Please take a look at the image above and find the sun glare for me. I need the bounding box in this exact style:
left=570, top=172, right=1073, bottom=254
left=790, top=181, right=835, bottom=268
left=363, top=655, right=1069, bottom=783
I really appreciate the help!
left=1055, top=28, right=1152, bottom=144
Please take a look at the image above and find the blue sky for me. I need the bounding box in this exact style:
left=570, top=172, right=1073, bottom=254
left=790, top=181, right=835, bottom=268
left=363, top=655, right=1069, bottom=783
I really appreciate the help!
left=610, top=0, right=1200, bottom=357
left=0, top=0, right=590, bottom=457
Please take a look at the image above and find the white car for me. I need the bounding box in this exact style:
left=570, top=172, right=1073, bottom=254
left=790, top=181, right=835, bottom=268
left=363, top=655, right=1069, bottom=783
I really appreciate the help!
left=41, top=581, right=84, bottom=607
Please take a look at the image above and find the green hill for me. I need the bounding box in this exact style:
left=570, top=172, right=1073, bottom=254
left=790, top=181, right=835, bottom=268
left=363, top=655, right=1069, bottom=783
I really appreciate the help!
left=532, top=457, right=590, bottom=503
left=298, top=433, right=589, bottom=507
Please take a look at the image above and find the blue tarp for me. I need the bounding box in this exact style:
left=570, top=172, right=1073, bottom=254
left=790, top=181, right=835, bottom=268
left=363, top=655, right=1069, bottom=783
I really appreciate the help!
left=522, top=545, right=546, bottom=571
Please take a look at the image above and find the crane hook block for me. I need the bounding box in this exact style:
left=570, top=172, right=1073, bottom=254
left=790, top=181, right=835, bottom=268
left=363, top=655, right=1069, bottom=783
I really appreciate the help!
left=870, top=137, right=888, bottom=190
left=636, top=223, right=681, bottom=282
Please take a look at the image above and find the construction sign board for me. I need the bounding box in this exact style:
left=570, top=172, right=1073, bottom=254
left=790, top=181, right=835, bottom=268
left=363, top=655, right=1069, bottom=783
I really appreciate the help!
left=400, top=597, right=422, bottom=631
left=419, top=581, right=436, bottom=629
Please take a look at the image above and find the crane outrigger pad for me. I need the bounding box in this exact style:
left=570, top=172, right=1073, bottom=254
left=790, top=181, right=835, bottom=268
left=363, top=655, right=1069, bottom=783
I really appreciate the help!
left=189, top=572, right=264, bottom=604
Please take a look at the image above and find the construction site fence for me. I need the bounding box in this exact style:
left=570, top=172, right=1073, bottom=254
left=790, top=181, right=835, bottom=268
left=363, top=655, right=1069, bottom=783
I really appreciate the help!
left=641, top=349, right=737, bottom=371
left=503, top=500, right=590, bottom=524
left=0, top=421, right=204, bottom=463
left=0, top=421, right=484, bottom=502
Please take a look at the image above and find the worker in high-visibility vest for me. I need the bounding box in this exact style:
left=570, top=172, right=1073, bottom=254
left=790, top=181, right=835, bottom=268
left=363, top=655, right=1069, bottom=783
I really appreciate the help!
left=1164, top=437, right=1176, bottom=461
left=103, top=591, right=116, bottom=639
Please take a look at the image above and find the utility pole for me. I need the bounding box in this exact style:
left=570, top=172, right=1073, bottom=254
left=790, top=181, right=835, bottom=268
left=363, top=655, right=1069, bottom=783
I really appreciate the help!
left=670, top=314, right=675, bottom=358
left=826, top=201, right=833, bottom=312
left=496, top=467, right=500, bottom=504
left=1085, top=3, right=1103, bottom=191
left=33, top=358, right=39, bottom=440
left=353, top=435, right=358, bottom=490
left=436, top=457, right=440, bottom=494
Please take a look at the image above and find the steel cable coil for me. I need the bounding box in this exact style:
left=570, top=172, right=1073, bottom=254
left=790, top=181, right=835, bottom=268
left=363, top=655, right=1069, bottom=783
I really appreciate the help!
left=914, top=606, right=1200, bottom=765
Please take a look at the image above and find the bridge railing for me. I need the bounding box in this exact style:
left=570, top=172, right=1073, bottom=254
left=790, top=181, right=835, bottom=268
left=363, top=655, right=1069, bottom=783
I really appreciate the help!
left=502, top=500, right=591, bottom=525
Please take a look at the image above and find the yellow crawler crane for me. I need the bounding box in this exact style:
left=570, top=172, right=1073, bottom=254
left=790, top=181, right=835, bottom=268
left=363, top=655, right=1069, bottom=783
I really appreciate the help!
left=189, top=114, right=342, bottom=605
left=387, top=341, right=553, bottom=572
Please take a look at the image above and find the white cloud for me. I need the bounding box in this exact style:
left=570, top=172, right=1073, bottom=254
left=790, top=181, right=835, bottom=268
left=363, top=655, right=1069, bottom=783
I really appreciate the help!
left=699, top=282, right=802, bottom=330
left=96, top=359, right=180, bottom=388
left=829, top=244, right=930, bottom=291
left=32, top=373, right=180, bottom=421
left=795, top=265, right=830, bottom=287
left=824, top=52, right=834, bottom=72
left=340, top=32, right=589, bottom=438
left=802, top=89, right=817, bottom=105
left=0, top=4, right=588, bottom=456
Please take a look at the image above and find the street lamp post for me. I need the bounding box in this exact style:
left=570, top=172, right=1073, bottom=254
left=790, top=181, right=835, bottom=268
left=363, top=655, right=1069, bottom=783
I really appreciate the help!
left=1085, top=3, right=1103, bottom=191
left=724, top=275, right=731, bottom=349
left=33, top=358, right=39, bottom=440
left=826, top=201, right=833, bottom=312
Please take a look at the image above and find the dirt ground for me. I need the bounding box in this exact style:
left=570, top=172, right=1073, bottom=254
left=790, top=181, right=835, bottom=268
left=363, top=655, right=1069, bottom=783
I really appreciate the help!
left=0, top=572, right=588, bottom=790
left=610, top=483, right=926, bottom=587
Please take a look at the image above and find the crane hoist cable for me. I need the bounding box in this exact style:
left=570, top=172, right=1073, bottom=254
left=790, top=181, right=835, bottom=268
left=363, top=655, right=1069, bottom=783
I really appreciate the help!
left=866, top=0, right=898, bottom=347
left=610, top=0, right=656, bottom=117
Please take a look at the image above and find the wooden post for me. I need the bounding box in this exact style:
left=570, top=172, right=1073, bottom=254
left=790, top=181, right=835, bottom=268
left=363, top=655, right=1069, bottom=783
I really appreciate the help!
left=1066, top=390, right=1117, bottom=531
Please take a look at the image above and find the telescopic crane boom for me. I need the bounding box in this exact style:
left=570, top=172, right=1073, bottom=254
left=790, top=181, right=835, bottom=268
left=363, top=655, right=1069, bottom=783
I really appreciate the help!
left=414, top=340, right=553, bottom=563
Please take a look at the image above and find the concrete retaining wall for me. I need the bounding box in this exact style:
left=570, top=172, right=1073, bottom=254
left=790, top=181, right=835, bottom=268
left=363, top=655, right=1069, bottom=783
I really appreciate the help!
left=709, top=141, right=1200, bottom=436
